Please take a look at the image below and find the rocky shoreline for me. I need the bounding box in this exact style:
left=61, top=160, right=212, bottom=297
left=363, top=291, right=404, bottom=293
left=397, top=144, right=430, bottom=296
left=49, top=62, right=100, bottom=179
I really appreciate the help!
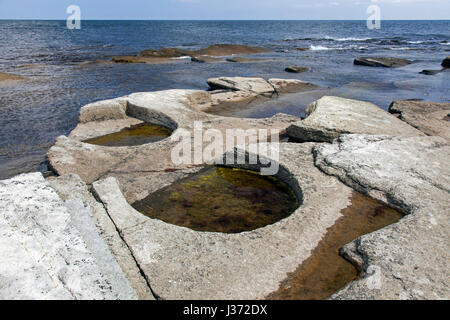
left=0, top=74, right=449, bottom=300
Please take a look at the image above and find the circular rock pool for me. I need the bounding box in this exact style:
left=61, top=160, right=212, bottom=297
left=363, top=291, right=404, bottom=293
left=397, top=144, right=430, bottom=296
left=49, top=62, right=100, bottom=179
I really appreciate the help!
left=131, top=166, right=299, bottom=233
left=83, top=123, right=172, bottom=147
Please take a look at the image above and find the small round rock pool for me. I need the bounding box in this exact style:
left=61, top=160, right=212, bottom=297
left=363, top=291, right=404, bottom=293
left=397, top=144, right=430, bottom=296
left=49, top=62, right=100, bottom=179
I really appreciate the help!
left=131, top=166, right=300, bottom=233
left=83, top=123, right=173, bottom=147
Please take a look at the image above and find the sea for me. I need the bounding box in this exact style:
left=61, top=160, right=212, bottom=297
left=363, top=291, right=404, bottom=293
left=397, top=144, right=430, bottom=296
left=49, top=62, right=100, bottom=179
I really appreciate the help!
left=0, top=20, right=449, bottom=179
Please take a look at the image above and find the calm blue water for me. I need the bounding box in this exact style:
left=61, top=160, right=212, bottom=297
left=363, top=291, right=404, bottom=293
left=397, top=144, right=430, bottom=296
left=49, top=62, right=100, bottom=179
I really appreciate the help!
left=0, top=20, right=449, bottom=179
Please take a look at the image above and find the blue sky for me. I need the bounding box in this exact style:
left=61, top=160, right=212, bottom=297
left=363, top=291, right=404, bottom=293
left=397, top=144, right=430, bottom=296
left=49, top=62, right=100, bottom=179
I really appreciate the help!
left=0, top=0, right=449, bottom=20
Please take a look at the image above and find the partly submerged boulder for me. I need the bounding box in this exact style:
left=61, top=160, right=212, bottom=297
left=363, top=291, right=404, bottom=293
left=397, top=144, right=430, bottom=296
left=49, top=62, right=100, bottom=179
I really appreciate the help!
left=285, top=66, right=308, bottom=73
left=389, top=100, right=450, bottom=141
left=0, top=72, right=25, bottom=82
left=354, top=57, right=412, bottom=68
left=442, top=56, right=450, bottom=68
left=286, top=96, right=424, bottom=142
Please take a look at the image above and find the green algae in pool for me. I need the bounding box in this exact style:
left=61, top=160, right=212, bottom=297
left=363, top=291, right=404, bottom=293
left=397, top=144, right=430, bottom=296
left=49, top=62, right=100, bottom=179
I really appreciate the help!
left=83, top=123, right=172, bottom=147
left=267, top=191, right=404, bottom=300
left=131, top=166, right=299, bottom=233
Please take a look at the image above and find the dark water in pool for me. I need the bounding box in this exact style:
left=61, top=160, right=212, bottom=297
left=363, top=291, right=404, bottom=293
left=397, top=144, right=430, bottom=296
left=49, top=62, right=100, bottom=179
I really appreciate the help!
left=0, top=20, right=449, bottom=179
left=132, top=166, right=299, bottom=233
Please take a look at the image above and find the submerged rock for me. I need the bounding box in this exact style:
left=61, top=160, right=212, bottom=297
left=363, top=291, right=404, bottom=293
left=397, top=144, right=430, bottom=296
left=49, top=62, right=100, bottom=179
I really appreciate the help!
left=315, top=134, right=450, bottom=300
left=113, top=44, right=271, bottom=64
left=285, top=66, right=308, bottom=73
left=0, top=72, right=25, bottom=82
left=286, top=96, right=423, bottom=143
left=191, top=56, right=223, bottom=63
left=354, top=57, right=412, bottom=68
left=420, top=69, right=442, bottom=75
left=226, top=57, right=266, bottom=63
left=389, top=100, right=450, bottom=141
left=442, top=56, right=450, bottom=68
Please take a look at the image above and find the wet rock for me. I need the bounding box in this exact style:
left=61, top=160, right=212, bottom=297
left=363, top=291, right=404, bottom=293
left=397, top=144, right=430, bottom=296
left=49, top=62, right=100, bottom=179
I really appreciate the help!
left=0, top=172, right=137, bottom=300
left=114, top=44, right=270, bottom=64
left=442, top=56, right=450, bottom=68
left=294, top=47, right=309, bottom=51
left=191, top=56, right=223, bottom=63
left=194, top=44, right=271, bottom=56
left=286, top=96, right=423, bottom=143
left=389, top=100, right=450, bottom=141
left=0, top=72, right=25, bottom=82
left=92, top=142, right=356, bottom=299
left=207, top=77, right=275, bottom=96
left=268, top=78, right=319, bottom=94
left=354, top=57, right=413, bottom=68
left=420, top=69, right=442, bottom=75
left=285, top=66, right=308, bottom=73
left=226, top=57, right=265, bottom=63
left=139, top=47, right=190, bottom=58
left=314, top=134, right=450, bottom=300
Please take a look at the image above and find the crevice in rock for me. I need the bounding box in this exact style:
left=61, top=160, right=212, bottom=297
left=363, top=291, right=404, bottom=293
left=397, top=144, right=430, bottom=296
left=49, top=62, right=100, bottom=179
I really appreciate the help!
left=90, top=185, right=161, bottom=300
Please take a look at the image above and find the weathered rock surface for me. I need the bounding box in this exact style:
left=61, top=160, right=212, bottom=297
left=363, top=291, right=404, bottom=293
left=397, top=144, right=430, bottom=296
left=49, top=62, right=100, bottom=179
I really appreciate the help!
left=314, top=134, right=450, bottom=300
left=207, top=77, right=320, bottom=98
left=0, top=172, right=137, bottom=300
left=0, top=72, right=25, bottom=82
left=207, top=77, right=276, bottom=96
left=285, top=66, right=308, bottom=73
left=442, top=56, right=450, bottom=68
left=286, top=96, right=424, bottom=142
left=268, top=78, right=319, bottom=94
left=389, top=100, right=450, bottom=141
left=354, top=57, right=413, bottom=68
left=47, top=88, right=299, bottom=203
left=47, top=174, right=155, bottom=300
left=92, top=143, right=355, bottom=300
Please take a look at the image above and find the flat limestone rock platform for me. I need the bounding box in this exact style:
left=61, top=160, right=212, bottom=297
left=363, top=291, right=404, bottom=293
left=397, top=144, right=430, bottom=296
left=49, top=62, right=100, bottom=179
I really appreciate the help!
left=91, top=143, right=355, bottom=300
left=0, top=173, right=137, bottom=300
left=389, top=100, right=450, bottom=141
left=287, top=96, right=424, bottom=142
left=48, top=88, right=299, bottom=203
left=315, top=134, right=450, bottom=299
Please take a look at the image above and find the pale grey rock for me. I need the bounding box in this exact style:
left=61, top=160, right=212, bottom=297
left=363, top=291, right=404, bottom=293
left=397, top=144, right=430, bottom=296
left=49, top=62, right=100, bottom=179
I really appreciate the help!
left=47, top=89, right=299, bottom=203
left=48, top=174, right=154, bottom=300
left=286, top=96, right=424, bottom=142
left=389, top=100, right=450, bottom=141
left=79, top=98, right=128, bottom=123
left=314, top=134, right=450, bottom=300
left=0, top=173, right=135, bottom=300
left=92, top=143, right=355, bottom=300
left=268, top=78, right=319, bottom=94
left=206, top=77, right=275, bottom=96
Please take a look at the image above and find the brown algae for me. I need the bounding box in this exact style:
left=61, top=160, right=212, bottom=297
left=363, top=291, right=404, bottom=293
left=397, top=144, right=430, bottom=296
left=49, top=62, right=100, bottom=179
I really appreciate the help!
left=267, top=191, right=404, bottom=300
left=131, top=166, right=299, bottom=233
left=83, top=123, right=172, bottom=147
